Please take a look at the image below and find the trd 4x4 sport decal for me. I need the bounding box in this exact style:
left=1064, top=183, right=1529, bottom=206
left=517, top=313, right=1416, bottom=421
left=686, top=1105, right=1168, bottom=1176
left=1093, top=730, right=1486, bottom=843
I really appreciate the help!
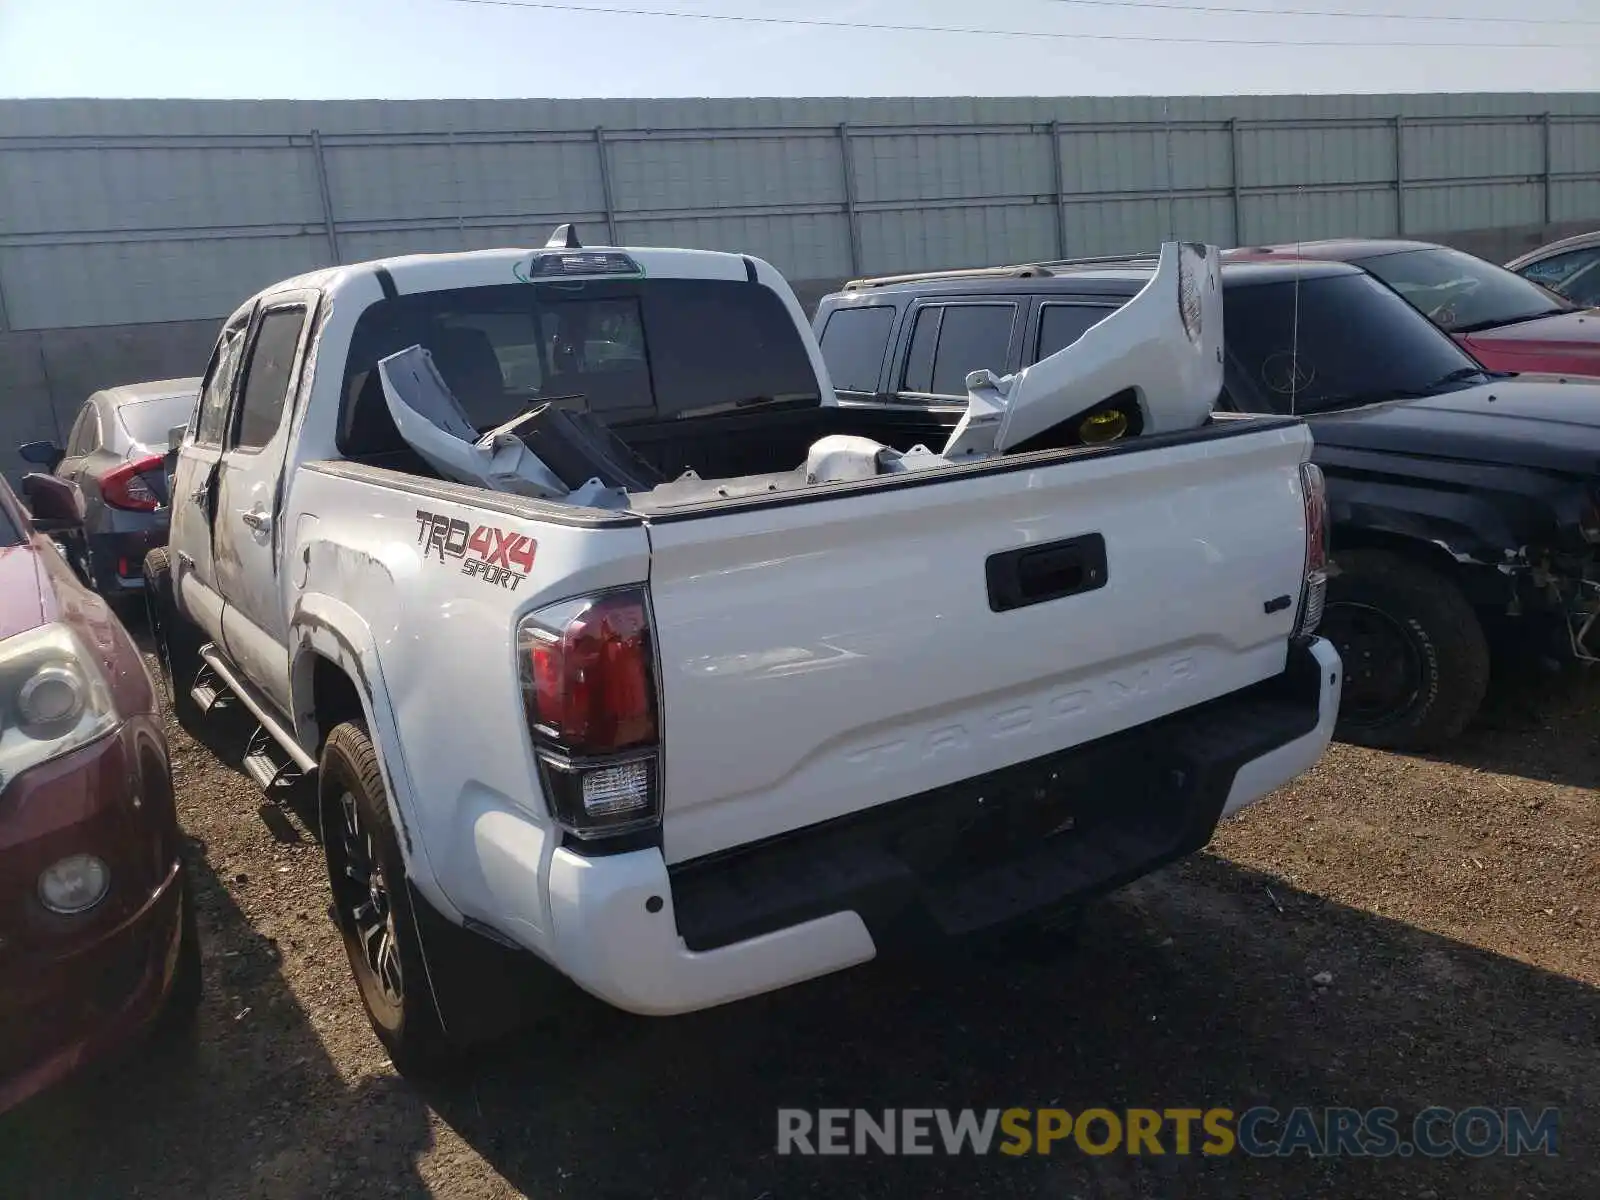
left=415, top=510, right=535, bottom=591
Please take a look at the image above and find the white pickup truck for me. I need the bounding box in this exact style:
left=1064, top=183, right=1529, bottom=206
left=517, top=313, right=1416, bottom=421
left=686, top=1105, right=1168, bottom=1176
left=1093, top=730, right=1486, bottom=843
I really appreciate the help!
left=146, top=229, right=1341, bottom=1073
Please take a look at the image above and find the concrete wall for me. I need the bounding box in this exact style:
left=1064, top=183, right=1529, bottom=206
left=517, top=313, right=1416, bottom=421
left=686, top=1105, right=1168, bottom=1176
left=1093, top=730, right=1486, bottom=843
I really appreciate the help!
left=4, top=93, right=1600, bottom=478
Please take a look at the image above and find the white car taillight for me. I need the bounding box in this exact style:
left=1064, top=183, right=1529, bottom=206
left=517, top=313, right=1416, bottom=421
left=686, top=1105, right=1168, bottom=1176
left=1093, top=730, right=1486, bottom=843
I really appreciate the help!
left=515, top=587, right=662, bottom=841
left=1295, top=462, right=1330, bottom=638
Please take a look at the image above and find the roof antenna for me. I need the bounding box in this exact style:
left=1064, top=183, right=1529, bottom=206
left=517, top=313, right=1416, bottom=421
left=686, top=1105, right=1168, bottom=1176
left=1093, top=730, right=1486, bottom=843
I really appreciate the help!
left=1290, top=185, right=1304, bottom=417
left=547, top=223, right=583, bottom=249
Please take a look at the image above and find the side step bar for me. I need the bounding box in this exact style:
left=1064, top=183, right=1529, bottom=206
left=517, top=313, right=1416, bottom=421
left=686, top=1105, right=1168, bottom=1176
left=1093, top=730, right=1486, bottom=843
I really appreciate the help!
left=194, top=645, right=319, bottom=784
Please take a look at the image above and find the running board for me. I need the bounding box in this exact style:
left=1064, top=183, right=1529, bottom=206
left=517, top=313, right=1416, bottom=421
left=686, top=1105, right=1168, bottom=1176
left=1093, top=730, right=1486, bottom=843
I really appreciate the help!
left=243, top=723, right=307, bottom=794
left=190, top=660, right=235, bottom=714
left=196, top=645, right=319, bottom=777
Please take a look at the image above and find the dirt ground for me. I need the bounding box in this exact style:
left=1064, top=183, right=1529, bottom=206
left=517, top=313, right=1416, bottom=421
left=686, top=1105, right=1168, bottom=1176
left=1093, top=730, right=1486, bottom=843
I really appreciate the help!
left=2, top=645, right=1596, bottom=1199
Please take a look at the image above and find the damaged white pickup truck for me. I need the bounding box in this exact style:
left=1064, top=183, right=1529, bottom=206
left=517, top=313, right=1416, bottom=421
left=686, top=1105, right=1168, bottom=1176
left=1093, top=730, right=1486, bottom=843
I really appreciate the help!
left=146, top=228, right=1341, bottom=1073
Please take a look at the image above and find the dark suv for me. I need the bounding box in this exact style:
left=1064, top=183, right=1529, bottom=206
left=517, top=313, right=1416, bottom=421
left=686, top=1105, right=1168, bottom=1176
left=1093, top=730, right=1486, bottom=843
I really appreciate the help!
left=814, top=256, right=1600, bottom=751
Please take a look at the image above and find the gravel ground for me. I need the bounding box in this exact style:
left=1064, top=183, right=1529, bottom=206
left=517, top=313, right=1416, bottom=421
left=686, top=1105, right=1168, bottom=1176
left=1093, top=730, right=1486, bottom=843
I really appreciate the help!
left=2, top=646, right=1596, bottom=1199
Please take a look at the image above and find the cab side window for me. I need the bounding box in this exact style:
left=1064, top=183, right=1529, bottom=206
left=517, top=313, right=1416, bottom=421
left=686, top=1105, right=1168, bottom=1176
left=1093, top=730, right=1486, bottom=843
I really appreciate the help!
left=195, top=320, right=249, bottom=446
left=229, top=307, right=307, bottom=451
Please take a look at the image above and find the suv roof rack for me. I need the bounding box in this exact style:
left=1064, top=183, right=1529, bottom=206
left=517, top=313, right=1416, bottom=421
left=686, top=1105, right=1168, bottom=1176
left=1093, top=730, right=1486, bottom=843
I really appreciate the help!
left=841, top=251, right=1161, bottom=291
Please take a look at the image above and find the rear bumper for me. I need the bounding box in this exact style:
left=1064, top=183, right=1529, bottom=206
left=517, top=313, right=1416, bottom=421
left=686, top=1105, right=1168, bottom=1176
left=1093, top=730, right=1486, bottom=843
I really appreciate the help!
left=88, top=527, right=166, bottom=592
left=531, top=637, right=1340, bottom=1015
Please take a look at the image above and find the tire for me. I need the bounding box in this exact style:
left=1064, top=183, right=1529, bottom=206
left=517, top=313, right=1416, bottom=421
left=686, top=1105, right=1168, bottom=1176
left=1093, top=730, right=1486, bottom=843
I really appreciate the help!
left=1320, top=548, right=1490, bottom=751
left=142, top=548, right=204, bottom=728
left=319, top=721, right=453, bottom=1077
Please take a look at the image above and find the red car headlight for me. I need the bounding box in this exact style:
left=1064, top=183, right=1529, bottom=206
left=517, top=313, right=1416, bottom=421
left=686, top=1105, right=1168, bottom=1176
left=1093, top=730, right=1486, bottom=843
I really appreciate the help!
left=0, top=624, right=118, bottom=792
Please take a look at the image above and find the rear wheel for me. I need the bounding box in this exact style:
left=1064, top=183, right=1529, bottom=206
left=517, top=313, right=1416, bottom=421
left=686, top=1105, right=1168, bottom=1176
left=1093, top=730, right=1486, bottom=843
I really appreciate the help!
left=320, top=721, right=454, bottom=1077
left=1321, top=548, right=1490, bottom=751
left=143, top=549, right=204, bottom=727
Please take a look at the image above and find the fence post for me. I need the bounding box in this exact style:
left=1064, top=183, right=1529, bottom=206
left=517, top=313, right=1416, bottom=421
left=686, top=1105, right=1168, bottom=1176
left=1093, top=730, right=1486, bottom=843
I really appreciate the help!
left=594, top=126, right=619, bottom=245
left=1049, top=120, right=1066, bottom=259
left=1542, top=111, right=1554, bottom=232
left=1393, top=114, right=1406, bottom=237
left=1229, top=117, right=1244, bottom=246
left=838, top=123, right=862, bottom=275
left=309, top=129, right=341, bottom=265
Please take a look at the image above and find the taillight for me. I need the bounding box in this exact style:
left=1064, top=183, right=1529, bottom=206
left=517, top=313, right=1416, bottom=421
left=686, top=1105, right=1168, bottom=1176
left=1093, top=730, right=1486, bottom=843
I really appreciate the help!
left=101, top=454, right=165, bottom=512
left=1295, top=462, right=1329, bottom=638
left=516, top=587, right=662, bottom=841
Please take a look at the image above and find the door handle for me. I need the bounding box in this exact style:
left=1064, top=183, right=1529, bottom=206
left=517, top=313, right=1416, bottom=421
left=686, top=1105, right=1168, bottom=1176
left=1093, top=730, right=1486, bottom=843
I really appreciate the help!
left=240, top=509, right=272, bottom=534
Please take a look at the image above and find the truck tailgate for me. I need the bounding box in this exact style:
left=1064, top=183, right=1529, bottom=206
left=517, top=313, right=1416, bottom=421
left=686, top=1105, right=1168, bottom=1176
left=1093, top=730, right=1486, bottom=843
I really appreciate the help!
left=645, top=420, right=1313, bottom=866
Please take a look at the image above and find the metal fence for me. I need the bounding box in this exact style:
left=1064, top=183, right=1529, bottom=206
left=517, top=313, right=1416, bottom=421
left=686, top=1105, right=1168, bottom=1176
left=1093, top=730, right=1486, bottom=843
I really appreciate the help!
left=4, top=94, right=1599, bottom=334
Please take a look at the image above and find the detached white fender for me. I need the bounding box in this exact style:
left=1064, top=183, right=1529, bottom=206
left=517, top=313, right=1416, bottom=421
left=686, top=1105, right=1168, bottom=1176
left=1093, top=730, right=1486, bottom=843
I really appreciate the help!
left=288, top=590, right=460, bottom=924
left=945, top=241, right=1225, bottom=457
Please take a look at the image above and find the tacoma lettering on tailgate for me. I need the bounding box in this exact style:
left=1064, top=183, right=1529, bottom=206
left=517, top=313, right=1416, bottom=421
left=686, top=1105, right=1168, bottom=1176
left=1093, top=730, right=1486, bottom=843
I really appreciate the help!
left=415, top=509, right=536, bottom=591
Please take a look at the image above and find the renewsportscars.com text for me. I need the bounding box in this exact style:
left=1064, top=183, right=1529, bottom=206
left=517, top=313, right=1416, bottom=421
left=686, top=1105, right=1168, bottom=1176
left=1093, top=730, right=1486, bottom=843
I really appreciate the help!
left=776, top=1106, right=1559, bottom=1158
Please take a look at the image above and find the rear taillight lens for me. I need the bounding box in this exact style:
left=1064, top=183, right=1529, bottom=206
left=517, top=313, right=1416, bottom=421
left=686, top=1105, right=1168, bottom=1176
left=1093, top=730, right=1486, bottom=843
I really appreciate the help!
left=101, top=453, right=165, bottom=512
left=516, top=588, right=662, bottom=840
left=1295, top=462, right=1329, bottom=638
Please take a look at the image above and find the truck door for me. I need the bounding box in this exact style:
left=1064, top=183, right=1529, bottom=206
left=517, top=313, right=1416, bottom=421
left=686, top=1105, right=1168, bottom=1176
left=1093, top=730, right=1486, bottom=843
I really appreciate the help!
left=213, top=294, right=315, bottom=716
left=170, top=304, right=252, bottom=649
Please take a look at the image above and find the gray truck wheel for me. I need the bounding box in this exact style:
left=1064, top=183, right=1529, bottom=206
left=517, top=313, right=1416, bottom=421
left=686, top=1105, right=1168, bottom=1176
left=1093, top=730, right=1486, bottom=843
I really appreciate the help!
left=320, top=721, right=454, bottom=1077
left=1320, top=548, right=1490, bottom=751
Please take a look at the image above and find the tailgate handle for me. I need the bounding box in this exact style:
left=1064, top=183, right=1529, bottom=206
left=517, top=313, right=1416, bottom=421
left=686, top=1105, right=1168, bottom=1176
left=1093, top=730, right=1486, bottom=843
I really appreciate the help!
left=986, top=534, right=1108, bottom=612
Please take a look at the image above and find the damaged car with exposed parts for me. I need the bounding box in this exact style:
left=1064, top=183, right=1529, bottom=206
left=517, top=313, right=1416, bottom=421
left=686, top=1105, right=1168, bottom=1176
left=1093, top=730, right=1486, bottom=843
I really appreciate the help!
left=145, top=230, right=1339, bottom=1075
left=816, top=253, right=1600, bottom=751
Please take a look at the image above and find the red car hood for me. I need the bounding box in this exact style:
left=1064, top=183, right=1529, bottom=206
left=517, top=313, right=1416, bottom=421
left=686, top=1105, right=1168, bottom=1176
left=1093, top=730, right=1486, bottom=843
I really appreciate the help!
left=1457, top=309, right=1600, bottom=376
left=0, top=544, right=46, bottom=641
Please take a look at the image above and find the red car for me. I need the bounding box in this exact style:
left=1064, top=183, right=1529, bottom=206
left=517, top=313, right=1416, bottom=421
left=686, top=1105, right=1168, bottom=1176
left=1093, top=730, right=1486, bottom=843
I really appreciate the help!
left=1224, top=239, right=1600, bottom=377
left=0, top=470, right=198, bottom=1115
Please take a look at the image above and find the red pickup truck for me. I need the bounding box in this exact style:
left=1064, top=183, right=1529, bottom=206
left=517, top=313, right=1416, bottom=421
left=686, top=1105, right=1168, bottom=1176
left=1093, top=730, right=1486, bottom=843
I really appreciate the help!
left=1225, top=240, right=1600, bottom=378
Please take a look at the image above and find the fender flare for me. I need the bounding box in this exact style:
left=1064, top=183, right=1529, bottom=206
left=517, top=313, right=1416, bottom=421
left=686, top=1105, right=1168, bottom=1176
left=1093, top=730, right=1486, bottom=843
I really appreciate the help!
left=288, top=591, right=459, bottom=923
left=1329, top=485, right=1523, bottom=569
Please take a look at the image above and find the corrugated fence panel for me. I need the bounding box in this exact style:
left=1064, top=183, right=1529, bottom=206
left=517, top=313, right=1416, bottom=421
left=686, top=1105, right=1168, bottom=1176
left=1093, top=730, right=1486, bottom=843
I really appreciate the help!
left=0, top=145, right=323, bottom=234
left=1059, top=128, right=1232, bottom=195
left=1, top=236, right=326, bottom=328
left=615, top=213, right=854, bottom=281
left=1406, top=183, right=1543, bottom=240
left=324, top=139, right=604, bottom=224
left=1404, top=119, right=1543, bottom=182
left=860, top=205, right=1056, bottom=276
left=1244, top=189, right=1400, bottom=245
left=1064, top=196, right=1234, bottom=257
left=609, top=134, right=844, bottom=213
left=852, top=132, right=1053, bottom=204
left=1, top=94, right=1598, bottom=334
left=1241, top=125, right=1394, bottom=187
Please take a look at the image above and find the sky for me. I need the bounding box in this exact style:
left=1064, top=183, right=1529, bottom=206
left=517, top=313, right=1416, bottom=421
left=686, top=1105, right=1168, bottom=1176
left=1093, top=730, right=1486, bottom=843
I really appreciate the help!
left=1, top=0, right=1598, bottom=98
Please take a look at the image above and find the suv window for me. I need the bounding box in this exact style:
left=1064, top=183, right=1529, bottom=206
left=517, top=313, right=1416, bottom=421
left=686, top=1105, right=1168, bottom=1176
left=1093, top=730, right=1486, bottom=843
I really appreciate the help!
left=231, top=307, right=306, bottom=451
left=818, top=306, right=895, bottom=393
left=196, top=318, right=249, bottom=446
left=1222, top=273, right=1482, bottom=416
left=338, top=278, right=820, bottom=456
left=901, top=303, right=1016, bottom=397
left=1036, top=304, right=1117, bottom=362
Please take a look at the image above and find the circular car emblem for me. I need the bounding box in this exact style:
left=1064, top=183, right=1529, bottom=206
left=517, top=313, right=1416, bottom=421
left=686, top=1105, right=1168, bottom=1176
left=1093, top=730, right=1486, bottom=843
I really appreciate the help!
left=1262, top=352, right=1316, bottom=396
